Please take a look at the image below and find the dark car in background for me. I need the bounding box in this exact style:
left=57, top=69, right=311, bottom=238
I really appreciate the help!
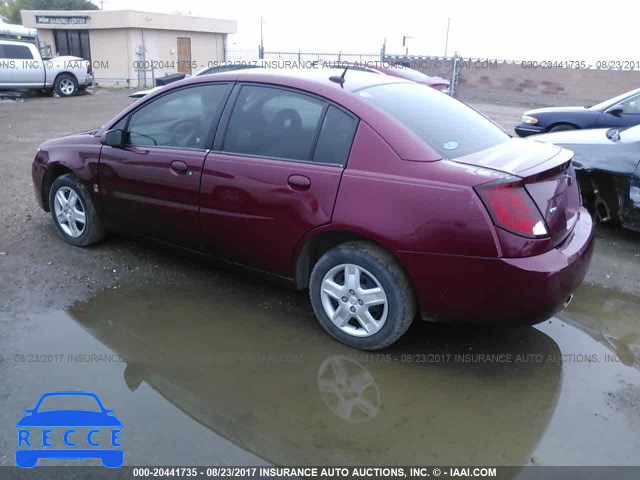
left=532, top=125, right=640, bottom=232
left=32, top=68, right=593, bottom=349
left=515, top=88, right=640, bottom=137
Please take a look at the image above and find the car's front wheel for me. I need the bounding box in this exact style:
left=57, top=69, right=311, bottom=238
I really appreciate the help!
left=548, top=123, right=577, bottom=132
left=49, top=174, right=105, bottom=246
left=309, top=241, right=416, bottom=350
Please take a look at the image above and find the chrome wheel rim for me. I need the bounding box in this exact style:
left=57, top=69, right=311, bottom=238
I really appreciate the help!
left=60, top=78, right=75, bottom=95
left=320, top=263, right=388, bottom=337
left=53, top=187, right=86, bottom=237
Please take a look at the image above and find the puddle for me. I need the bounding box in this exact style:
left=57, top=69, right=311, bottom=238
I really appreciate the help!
left=0, top=282, right=638, bottom=467
left=558, top=283, right=640, bottom=368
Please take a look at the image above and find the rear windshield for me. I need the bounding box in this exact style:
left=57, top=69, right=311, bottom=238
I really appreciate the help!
left=356, top=83, right=509, bottom=158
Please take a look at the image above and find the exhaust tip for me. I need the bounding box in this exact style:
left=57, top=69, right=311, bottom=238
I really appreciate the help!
left=563, top=294, right=574, bottom=309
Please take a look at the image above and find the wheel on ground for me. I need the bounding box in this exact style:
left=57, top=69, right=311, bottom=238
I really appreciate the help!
left=309, top=241, right=416, bottom=350
left=48, top=174, right=105, bottom=246
left=548, top=123, right=577, bottom=132
left=54, top=73, right=78, bottom=97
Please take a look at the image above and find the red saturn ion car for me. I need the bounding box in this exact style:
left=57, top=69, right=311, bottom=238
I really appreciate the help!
left=32, top=68, right=594, bottom=350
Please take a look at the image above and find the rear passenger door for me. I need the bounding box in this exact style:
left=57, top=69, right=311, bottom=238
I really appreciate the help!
left=200, top=84, right=359, bottom=276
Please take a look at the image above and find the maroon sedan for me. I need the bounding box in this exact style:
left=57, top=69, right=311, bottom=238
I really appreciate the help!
left=372, top=63, right=450, bottom=92
left=32, top=69, right=594, bottom=350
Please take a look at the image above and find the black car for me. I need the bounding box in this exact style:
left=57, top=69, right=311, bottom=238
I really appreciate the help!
left=515, top=88, right=640, bottom=137
left=532, top=125, right=640, bottom=232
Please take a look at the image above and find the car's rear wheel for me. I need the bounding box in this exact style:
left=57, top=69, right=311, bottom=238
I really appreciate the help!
left=49, top=174, right=105, bottom=246
left=548, top=123, right=577, bottom=132
left=309, top=241, right=416, bottom=350
left=54, top=73, right=78, bottom=97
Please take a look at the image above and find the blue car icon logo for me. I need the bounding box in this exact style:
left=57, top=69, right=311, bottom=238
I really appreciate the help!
left=16, top=391, right=123, bottom=468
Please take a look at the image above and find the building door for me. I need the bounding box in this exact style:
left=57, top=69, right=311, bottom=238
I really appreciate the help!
left=177, top=37, right=192, bottom=75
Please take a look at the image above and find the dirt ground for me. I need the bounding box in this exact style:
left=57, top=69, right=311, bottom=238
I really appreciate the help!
left=0, top=90, right=639, bottom=469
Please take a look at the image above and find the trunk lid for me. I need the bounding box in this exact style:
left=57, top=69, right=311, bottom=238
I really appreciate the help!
left=457, top=138, right=581, bottom=246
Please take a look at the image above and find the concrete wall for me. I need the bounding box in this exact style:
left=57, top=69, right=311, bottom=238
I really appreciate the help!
left=388, top=55, right=640, bottom=107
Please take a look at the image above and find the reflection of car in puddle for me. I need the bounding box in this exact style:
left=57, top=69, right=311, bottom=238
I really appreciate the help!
left=68, top=284, right=562, bottom=466
left=559, top=284, right=640, bottom=368
left=317, top=356, right=380, bottom=423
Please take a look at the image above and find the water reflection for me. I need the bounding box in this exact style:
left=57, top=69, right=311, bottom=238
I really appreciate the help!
left=68, top=285, right=562, bottom=466
left=559, top=284, right=640, bottom=368
left=317, top=355, right=381, bottom=423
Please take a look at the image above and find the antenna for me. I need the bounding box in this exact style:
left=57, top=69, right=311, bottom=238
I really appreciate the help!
left=329, top=65, right=349, bottom=87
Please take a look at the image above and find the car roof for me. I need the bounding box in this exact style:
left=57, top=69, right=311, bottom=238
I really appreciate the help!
left=186, top=67, right=410, bottom=93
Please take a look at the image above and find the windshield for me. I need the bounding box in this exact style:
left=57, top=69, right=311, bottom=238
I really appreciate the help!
left=356, top=83, right=509, bottom=158
left=590, top=88, right=640, bottom=111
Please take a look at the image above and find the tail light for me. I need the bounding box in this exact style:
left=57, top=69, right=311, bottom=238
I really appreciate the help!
left=87, top=61, right=92, bottom=75
left=475, top=176, right=549, bottom=239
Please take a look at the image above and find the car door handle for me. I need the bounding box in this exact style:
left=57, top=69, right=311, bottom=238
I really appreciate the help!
left=288, top=174, right=311, bottom=190
left=170, top=160, right=189, bottom=174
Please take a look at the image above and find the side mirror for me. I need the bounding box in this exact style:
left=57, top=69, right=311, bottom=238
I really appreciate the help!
left=608, top=105, right=624, bottom=116
left=100, top=129, right=127, bottom=148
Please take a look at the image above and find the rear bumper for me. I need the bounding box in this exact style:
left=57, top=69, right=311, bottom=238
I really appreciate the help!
left=397, top=207, right=595, bottom=325
left=515, top=124, right=545, bottom=137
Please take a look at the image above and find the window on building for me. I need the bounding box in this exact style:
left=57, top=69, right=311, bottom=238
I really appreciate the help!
left=54, top=30, right=91, bottom=61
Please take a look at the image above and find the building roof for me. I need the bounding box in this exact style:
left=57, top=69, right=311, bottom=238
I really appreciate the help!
left=20, top=9, right=237, bottom=34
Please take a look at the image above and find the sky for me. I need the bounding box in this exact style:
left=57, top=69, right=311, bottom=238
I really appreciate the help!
left=96, top=0, right=636, bottom=62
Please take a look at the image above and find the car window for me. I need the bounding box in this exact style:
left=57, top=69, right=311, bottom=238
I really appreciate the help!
left=37, top=395, right=102, bottom=412
left=126, top=84, right=229, bottom=150
left=313, top=106, right=358, bottom=165
left=222, top=85, right=325, bottom=161
left=2, top=44, right=33, bottom=60
left=356, top=82, right=509, bottom=159
left=590, top=88, right=640, bottom=111
left=619, top=94, right=640, bottom=114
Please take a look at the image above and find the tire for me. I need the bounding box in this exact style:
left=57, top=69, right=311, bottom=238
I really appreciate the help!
left=54, top=73, right=78, bottom=97
left=548, top=123, right=577, bottom=132
left=309, top=241, right=416, bottom=350
left=48, top=174, right=105, bottom=246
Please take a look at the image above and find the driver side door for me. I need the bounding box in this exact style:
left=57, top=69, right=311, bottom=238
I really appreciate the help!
left=99, top=83, right=232, bottom=247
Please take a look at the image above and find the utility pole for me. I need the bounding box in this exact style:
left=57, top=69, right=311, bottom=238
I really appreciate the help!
left=259, top=16, right=265, bottom=59
left=402, top=35, right=413, bottom=56
left=444, top=17, right=450, bottom=57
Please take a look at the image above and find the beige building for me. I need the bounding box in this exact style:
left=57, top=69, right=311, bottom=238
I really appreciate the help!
left=21, top=9, right=237, bottom=87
